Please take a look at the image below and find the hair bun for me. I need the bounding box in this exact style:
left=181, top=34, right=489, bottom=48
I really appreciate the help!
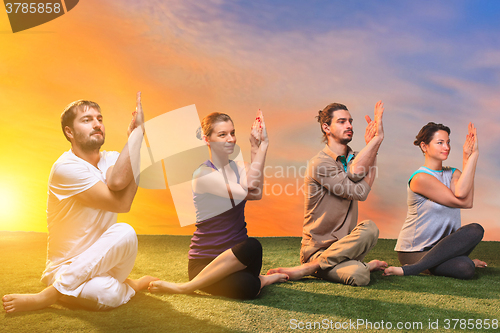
left=196, top=126, right=202, bottom=140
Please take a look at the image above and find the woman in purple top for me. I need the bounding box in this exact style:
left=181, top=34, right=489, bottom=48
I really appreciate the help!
left=149, top=111, right=288, bottom=299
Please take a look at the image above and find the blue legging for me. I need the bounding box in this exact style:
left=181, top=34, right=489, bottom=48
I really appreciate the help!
left=398, top=223, right=484, bottom=279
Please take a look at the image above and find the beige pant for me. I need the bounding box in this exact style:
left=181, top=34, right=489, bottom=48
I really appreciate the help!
left=300, top=220, right=379, bottom=286
left=51, top=223, right=138, bottom=310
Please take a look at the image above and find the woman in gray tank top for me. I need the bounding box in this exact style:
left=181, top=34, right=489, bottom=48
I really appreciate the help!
left=384, top=122, right=486, bottom=279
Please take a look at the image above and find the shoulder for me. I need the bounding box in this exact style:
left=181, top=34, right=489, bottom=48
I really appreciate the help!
left=408, top=167, right=434, bottom=184
left=52, top=151, right=88, bottom=176
left=49, top=152, right=100, bottom=198
left=310, top=150, right=335, bottom=165
left=193, top=164, right=214, bottom=179
left=309, top=155, right=343, bottom=178
left=410, top=172, right=443, bottom=192
left=98, top=150, right=120, bottom=170
left=234, top=160, right=248, bottom=172
left=444, top=166, right=459, bottom=176
left=101, top=150, right=120, bottom=162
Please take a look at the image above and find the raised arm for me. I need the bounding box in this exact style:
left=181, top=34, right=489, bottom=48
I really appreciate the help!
left=245, top=110, right=268, bottom=192
left=451, top=123, right=479, bottom=199
left=107, top=92, right=145, bottom=191
left=348, top=100, right=384, bottom=178
left=410, top=173, right=472, bottom=209
left=74, top=180, right=138, bottom=213
left=312, top=161, right=371, bottom=201
left=192, top=111, right=268, bottom=202
left=74, top=92, right=145, bottom=213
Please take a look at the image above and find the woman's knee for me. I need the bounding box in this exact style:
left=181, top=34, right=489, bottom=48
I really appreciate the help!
left=229, top=274, right=261, bottom=300
left=430, top=257, right=476, bottom=280
left=467, top=223, right=484, bottom=242
left=203, top=272, right=261, bottom=300
left=456, top=259, right=476, bottom=280
left=232, top=237, right=263, bottom=266
left=243, top=237, right=263, bottom=256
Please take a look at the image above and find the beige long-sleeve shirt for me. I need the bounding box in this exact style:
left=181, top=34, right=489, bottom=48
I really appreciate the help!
left=301, top=145, right=371, bottom=257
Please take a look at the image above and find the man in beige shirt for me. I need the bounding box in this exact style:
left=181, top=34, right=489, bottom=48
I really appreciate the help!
left=268, top=101, right=387, bottom=286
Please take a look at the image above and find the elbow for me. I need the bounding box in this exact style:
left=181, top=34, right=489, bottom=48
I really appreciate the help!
left=246, top=188, right=263, bottom=201
left=108, top=179, right=128, bottom=192
left=357, top=193, right=369, bottom=202
left=454, top=200, right=473, bottom=209
left=354, top=187, right=371, bottom=201
left=116, top=202, right=132, bottom=213
left=108, top=181, right=128, bottom=192
left=348, top=171, right=367, bottom=183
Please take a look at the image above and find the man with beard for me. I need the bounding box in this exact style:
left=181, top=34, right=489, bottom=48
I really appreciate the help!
left=268, top=101, right=388, bottom=286
left=3, top=93, right=157, bottom=313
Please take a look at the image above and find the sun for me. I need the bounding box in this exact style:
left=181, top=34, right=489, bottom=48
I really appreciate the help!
left=0, top=185, right=19, bottom=230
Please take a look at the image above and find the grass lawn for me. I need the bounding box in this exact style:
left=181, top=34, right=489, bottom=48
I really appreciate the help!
left=1, top=232, right=499, bottom=332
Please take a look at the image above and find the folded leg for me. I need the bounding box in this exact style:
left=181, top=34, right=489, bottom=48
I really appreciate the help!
left=60, top=275, right=136, bottom=310
left=53, top=223, right=138, bottom=297
left=314, top=220, right=379, bottom=270
left=313, top=260, right=370, bottom=286
left=429, top=256, right=476, bottom=280
left=402, top=223, right=483, bottom=277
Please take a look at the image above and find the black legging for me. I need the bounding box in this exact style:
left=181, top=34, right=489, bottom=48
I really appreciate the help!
left=188, top=237, right=263, bottom=300
left=399, top=223, right=484, bottom=279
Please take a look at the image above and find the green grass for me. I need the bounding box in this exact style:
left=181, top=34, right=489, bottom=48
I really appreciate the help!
left=1, top=232, right=499, bottom=332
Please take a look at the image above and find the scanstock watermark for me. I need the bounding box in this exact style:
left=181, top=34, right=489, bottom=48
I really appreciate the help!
left=127, top=105, right=377, bottom=227
left=3, top=0, right=79, bottom=33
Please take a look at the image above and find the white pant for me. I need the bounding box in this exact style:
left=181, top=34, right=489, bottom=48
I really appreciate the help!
left=51, top=223, right=138, bottom=310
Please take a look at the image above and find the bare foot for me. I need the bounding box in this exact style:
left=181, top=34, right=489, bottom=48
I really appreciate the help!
left=148, top=280, right=186, bottom=294
left=383, top=266, right=404, bottom=276
left=473, top=259, right=487, bottom=268
left=367, top=260, right=388, bottom=272
left=266, top=261, right=320, bottom=281
left=259, top=273, right=288, bottom=288
left=3, top=286, right=61, bottom=313
left=125, top=276, right=159, bottom=291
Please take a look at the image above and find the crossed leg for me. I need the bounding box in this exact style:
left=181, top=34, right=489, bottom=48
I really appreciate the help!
left=384, top=223, right=485, bottom=279
left=149, top=238, right=287, bottom=299
left=3, top=223, right=156, bottom=313
left=267, top=220, right=386, bottom=286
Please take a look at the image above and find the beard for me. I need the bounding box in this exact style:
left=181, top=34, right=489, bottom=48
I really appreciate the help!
left=339, top=137, right=352, bottom=145
left=75, top=130, right=105, bottom=151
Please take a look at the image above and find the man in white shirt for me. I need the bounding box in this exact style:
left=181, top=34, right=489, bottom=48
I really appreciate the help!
left=3, top=92, right=156, bottom=312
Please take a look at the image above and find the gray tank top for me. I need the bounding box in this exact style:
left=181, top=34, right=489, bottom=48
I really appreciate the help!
left=395, top=166, right=461, bottom=252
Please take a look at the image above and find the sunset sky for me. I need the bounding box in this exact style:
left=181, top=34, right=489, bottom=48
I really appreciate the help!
left=1, top=0, right=499, bottom=240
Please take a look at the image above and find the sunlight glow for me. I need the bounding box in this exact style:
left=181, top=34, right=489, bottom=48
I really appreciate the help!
left=0, top=185, right=19, bottom=230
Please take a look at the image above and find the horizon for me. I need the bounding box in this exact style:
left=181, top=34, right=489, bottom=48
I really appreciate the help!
left=1, top=0, right=499, bottom=240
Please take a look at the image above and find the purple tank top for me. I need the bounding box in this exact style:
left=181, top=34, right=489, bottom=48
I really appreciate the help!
left=188, top=160, right=248, bottom=259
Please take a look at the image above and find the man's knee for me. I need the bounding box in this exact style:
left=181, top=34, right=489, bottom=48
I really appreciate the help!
left=320, top=261, right=370, bottom=286
left=110, top=223, right=137, bottom=248
left=358, top=220, right=379, bottom=244
left=79, top=276, right=135, bottom=311
left=348, top=264, right=371, bottom=286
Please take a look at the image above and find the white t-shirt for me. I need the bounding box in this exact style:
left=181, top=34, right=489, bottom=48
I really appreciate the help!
left=41, top=149, right=120, bottom=284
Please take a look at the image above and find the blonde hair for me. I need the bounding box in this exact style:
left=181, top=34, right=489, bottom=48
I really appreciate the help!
left=197, top=112, right=233, bottom=139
